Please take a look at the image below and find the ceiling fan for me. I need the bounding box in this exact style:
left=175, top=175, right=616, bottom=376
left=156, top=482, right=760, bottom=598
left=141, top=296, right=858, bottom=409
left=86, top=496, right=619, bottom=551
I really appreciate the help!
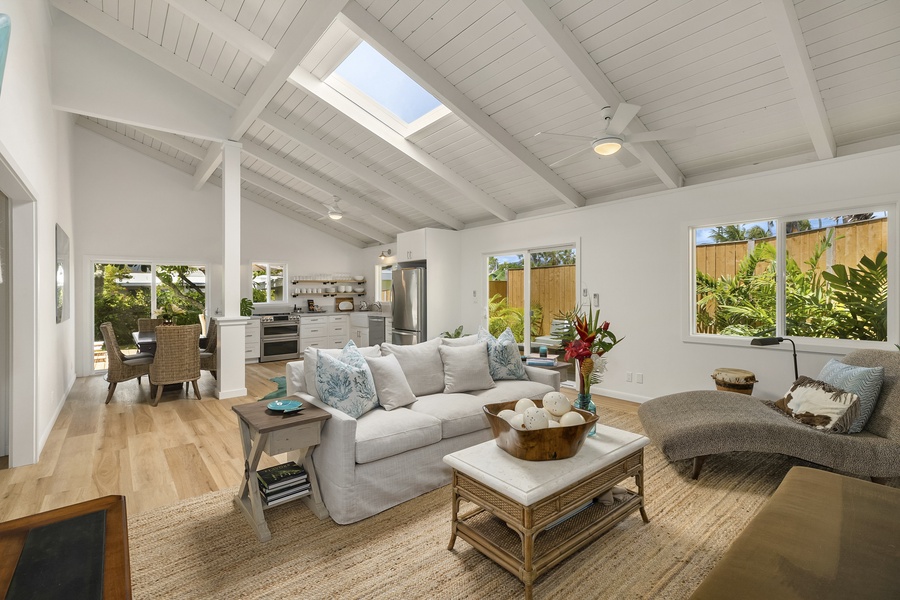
left=323, top=196, right=343, bottom=220
left=534, top=103, right=695, bottom=168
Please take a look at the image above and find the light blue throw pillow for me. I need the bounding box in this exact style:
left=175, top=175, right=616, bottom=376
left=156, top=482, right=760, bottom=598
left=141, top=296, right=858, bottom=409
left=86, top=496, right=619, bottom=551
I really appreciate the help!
left=477, top=327, right=526, bottom=381
left=816, top=359, right=884, bottom=433
left=315, top=341, right=378, bottom=418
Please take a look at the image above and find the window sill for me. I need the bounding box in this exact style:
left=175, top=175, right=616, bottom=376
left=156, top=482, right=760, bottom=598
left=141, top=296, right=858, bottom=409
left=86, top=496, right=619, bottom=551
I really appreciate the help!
left=682, top=333, right=895, bottom=356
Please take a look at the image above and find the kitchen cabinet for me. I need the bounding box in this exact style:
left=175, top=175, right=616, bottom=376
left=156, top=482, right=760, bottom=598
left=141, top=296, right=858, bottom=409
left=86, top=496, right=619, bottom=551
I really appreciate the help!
left=245, top=317, right=260, bottom=363
left=328, top=315, right=349, bottom=348
left=385, top=317, right=393, bottom=342
left=396, top=229, right=426, bottom=261
left=349, top=313, right=369, bottom=347
left=299, top=315, right=328, bottom=351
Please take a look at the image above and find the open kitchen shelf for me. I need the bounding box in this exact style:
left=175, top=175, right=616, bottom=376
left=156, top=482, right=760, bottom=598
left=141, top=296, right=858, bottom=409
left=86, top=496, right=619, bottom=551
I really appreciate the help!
left=291, top=279, right=366, bottom=285
left=291, top=292, right=366, bottom=298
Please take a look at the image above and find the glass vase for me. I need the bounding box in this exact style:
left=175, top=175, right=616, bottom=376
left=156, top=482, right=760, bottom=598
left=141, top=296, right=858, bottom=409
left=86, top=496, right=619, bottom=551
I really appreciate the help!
left=575, top=392, right=597, bottom=437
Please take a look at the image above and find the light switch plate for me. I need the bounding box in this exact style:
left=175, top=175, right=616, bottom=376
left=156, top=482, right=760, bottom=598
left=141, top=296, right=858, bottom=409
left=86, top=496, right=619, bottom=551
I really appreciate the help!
left=592, top=293, right=599, bottom=306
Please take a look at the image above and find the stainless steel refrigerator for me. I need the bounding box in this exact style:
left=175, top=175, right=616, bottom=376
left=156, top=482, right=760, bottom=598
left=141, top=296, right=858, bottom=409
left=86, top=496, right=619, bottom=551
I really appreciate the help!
left=391, top=265, right=426, bottom=345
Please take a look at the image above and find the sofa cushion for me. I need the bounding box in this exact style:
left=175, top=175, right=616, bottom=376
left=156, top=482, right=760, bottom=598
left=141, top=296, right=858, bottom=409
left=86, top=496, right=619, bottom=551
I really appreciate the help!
left=410, top=393, right=491, bottom=439
left=365, top=354, right=417, bottom=411
left=354, top=407, right=442, bottom=464
left=817, top=359, right=884, bottom=433
left=441, top=335, right=478, bottom=347
left=315, top=344, right=378, bottom=419
left=439, top=342, right=495, bottom=393
left=469, top=378, right=555, bottom=403
left=381, top=338, right=445, bottom=396
left=478, top=327, right=527, bottom=381
left=774, top=376, right=860, bottom=433
left=304, top=344, right=381, bottom=400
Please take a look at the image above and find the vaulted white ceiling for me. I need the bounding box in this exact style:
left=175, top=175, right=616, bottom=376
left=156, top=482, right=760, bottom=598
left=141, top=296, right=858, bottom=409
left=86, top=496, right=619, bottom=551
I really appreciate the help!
left=51, top=0, right=900, bottom=247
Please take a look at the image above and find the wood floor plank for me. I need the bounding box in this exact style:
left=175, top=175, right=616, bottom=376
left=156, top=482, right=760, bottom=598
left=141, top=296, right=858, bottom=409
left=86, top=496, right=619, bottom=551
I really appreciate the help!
left=163, top=444, right=219, bottom=498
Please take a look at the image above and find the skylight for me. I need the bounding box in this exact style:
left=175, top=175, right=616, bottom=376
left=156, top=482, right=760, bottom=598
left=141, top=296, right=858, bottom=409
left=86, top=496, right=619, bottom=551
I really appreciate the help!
left=327, top=41, right=446, bottom=133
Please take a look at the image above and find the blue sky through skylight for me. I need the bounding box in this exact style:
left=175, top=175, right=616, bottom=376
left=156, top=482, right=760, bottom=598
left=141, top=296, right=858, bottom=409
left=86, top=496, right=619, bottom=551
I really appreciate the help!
left=333, top=42, right=442, bottom=124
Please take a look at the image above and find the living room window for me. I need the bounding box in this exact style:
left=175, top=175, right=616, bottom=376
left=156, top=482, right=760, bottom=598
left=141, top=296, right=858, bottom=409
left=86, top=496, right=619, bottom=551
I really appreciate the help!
left=692, top=211, right=891, bottom=344
left=252, top=263, right=285, bottom=304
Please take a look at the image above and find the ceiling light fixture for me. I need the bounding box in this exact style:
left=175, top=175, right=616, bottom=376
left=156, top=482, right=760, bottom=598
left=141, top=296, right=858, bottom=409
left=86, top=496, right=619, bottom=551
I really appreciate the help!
left=592, top=136, right=623, bottom=156
left=327, top=196, right=343, bottom=220
left=327, top=209, right=342, bottom=220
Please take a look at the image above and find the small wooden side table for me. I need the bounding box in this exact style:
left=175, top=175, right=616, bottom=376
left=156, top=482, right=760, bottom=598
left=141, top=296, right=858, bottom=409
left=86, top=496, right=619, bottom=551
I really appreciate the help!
left=232, top=402, right=331, bottom=542
left=0, top=495, right=131, bottom=599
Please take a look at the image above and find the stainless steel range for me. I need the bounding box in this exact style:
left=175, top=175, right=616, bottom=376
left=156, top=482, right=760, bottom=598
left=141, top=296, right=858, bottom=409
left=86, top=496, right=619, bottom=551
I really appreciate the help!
left=259, top=313, right=301, bottom=362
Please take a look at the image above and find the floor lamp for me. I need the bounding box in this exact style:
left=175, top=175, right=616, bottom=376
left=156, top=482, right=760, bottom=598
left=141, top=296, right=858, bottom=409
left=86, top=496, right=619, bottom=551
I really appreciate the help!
left=750, top=337, right=798, bottom=381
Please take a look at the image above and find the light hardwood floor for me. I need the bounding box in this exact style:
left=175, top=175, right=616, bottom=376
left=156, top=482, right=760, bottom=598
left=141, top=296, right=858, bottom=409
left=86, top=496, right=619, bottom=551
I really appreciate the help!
left=0, top=363, right=637, bottom=522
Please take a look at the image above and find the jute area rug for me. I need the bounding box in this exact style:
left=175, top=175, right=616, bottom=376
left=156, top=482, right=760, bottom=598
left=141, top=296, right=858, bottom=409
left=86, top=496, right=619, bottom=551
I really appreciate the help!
left=128, top=409, right=807, bottom=599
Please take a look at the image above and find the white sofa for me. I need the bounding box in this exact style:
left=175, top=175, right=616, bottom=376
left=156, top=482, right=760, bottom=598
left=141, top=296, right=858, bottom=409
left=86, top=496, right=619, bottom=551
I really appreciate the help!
left=285, top=339, right=560, bottom=524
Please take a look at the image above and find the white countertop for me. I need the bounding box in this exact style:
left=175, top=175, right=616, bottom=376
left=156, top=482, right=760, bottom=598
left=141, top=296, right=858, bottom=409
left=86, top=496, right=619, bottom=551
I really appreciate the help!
left=443, top=424, right=648, bottom=506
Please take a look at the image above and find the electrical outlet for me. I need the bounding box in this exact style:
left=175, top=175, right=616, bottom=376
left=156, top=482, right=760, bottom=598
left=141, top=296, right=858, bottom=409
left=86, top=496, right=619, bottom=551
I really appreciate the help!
left=626, top=371, right=633, bottom=382
left=636, top=373, right=644, bottom=384
left=592, top=293, right=599, bottom=307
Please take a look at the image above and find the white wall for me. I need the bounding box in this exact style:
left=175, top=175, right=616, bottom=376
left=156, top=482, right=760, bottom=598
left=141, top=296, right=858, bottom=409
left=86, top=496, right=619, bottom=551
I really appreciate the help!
left=72, top=126, right=374, bottom=373
left=0, top=1, right=77, bottom=465
left=459, top=147, right=900, bottom=403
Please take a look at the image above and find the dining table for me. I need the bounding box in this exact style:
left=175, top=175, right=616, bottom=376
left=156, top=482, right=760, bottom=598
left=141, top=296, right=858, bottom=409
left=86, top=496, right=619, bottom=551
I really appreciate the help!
left=132, top=330, right=207, bottom=354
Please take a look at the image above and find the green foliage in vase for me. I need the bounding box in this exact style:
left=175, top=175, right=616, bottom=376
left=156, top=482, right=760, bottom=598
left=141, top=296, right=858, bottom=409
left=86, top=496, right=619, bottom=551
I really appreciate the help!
left=441, top=325, right=465, bottom=338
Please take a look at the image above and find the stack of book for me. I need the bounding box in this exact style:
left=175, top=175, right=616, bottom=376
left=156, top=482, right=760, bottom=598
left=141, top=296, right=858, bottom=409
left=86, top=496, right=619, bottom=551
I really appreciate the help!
left=257, top=461, right=311, bottom=507
left=526, top=354, right=558, bottom=367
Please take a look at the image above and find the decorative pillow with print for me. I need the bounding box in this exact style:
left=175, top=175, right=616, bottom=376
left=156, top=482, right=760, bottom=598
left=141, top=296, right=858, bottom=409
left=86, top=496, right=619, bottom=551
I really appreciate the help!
left=773, top=376, right=861, bottom=433
left=817, top=359, right=884, bottom=433
left=477, top=327, right=527, bottom=381
left=315, top=341, right=378, bottom=419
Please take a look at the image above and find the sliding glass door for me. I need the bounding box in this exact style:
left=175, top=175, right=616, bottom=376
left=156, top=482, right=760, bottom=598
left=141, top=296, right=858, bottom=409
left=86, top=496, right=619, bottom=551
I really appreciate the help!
left=92, top=261, right=207, bottom=373
left=486, top=245, right=577, bottom=354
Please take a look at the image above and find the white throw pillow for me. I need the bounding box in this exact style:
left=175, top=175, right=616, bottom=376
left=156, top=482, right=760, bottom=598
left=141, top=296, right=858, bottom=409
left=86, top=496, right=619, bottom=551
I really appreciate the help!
left=441, top=335, right=478, bottom=347
left=439, top=342, right=495, bottom=394
left=365, top=354, right=417, bottom=410
left=314, top=343, right=378, bottom=419
left=477, top=327, right=527, bottom=381
left=381, top=338, right=445, bottom=396
left=304, top=344, right=380, bottom=400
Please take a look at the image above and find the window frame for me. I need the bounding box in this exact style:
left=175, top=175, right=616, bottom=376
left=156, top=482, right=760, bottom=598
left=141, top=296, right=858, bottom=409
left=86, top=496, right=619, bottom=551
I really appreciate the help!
left=251, top=262, right=288, bottom=305
left=684, top=199, right=898, bottom=354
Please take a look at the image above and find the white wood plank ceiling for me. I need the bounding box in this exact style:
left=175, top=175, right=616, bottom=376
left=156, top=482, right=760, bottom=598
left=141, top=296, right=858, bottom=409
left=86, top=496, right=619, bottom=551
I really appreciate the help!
left=55, top=0, right=900, bottom=246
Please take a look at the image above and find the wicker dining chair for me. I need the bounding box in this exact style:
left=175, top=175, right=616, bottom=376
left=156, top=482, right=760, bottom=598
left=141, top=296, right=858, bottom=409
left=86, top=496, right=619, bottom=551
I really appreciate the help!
left=199, top=319, right=217, bottom=379
left=149, top=324, right=202, bottom=406
left=99, top=322, right=154, bottom=404
left=137, top=318, right=164, bottom=333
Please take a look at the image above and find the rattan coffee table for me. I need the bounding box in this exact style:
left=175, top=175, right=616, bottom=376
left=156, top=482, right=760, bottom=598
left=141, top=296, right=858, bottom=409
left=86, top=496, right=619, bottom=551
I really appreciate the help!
left=443, top=425, right=649, bottom=599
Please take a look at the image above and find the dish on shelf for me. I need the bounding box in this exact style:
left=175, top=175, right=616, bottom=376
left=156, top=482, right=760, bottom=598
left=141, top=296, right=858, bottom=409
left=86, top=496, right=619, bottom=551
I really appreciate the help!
left=353, top=275, right=364, bottom=281
left=353, top=287, right=365, bottom=293
left=267, top=399, right=303, bottom=412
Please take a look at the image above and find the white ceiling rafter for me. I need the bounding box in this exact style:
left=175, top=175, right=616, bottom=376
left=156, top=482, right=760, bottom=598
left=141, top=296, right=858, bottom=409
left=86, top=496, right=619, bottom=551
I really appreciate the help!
left=134, top=126, right=206, bottom=159
left=505, top=0, right=685, bottom=190
left=339, top=1, right=585, bottom=209
left=76, top=116, right=195, bottom=175
left=192, top=1, right=347, bottom=190
left=52, top=0, right=243, bottom=107
left=241, top=140, right=413, bottom=233
left=760, top=0, right=836, bottom=160
left=286, top=68, right=515, bottom=221
left=258, top=109, right=465, bottom=230
left=241, top=169, right=393, bottom=244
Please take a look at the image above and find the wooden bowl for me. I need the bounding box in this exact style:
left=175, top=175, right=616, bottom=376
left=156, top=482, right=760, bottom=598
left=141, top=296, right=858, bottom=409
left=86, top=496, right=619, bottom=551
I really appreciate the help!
left=483, top=399, right=598, bottom=461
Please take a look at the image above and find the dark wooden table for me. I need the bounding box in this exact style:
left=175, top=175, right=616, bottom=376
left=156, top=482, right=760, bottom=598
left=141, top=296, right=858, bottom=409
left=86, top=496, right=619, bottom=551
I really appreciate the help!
left=131, top=330, right=206, bottom=354
left=0, top=495, right=131, bottom=599
left=232, top=401, right=332, bottom=541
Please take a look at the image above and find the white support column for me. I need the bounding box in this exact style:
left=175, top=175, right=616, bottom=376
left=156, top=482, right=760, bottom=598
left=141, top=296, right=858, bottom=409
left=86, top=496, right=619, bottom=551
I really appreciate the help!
left=217, top=140, right=248, bottom=399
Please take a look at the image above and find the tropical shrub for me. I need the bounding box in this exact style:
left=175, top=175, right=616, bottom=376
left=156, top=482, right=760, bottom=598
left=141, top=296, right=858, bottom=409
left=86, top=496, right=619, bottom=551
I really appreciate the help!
left=488, top=293, right=542, bottom=342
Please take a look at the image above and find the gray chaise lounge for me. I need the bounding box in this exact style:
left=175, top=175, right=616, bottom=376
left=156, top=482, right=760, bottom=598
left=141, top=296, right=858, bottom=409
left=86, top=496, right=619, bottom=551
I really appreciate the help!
left=638, top=349, right=900, bottom=482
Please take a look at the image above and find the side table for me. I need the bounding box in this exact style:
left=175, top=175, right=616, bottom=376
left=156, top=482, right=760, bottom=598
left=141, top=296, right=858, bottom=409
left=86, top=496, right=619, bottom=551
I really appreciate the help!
left=232, top=401, right=331, bottom=541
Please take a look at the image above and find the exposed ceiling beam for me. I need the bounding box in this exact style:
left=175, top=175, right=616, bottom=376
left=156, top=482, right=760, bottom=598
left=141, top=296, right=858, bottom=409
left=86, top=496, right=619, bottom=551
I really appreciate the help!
left=134, top=126, right=206, bottom=159
left=193, top=1, right=346, bottom=190
left=241, top=141, right=414, bottom=233
left=340, top=1, right=585, bottom=208
left=241, top=170, right=393, bottom=244
left=164, top=0, right=274, bottom=65
left=504, top=0, right=685, bottom=189
left=76, top=116, right=194, bottom=175
left=192, top=144, right=223, bottom=189
left=258, top=109, right=465, bottom=230
left=286, top=68, right=514, bottom=222
left=761, top=0, right=835, bottom=160
left=52, top=0, right=242, bottom=107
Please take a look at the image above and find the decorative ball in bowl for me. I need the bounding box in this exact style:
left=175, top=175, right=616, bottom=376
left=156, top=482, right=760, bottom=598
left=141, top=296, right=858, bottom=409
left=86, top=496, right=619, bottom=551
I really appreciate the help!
left=483, top=396, right=598, bottom=461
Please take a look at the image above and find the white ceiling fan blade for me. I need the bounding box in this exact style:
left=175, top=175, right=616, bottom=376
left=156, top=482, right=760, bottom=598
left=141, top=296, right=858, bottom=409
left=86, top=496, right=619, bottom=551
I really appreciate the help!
left=626, top=126, right=697, bottom=143
left=613, top=147, right=641, bottom=168
left=549, top=146, right=593, bottom=167
left=606, top=102, right=641, bottom=136
left=534, top=131, right=596, bottom=143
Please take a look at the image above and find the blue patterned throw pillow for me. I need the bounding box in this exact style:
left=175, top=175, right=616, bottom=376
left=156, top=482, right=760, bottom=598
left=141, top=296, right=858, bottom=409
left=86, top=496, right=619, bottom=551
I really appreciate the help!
left=477, top=327, right=526, bottom=381
left=315, top=341, right=378, bottom=418
left=817, top=359, right=884, bottom=433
